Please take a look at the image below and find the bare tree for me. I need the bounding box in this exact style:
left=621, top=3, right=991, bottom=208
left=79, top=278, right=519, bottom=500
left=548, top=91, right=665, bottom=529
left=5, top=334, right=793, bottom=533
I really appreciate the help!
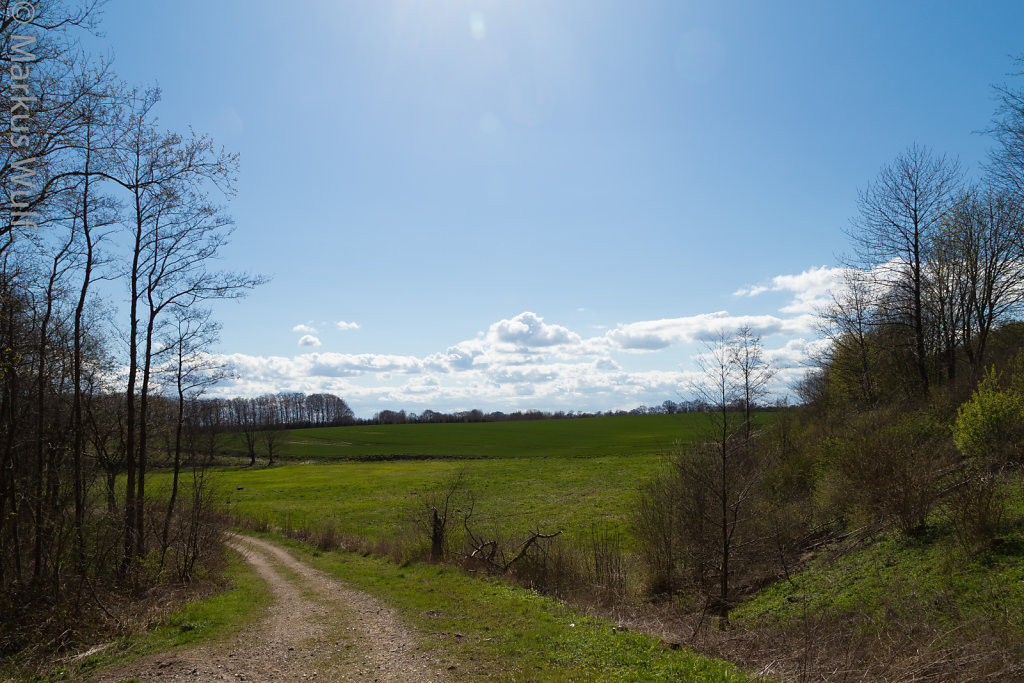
left=104, top=86, right=259, bottom=568
left=65, top=81, right=118, bottom=567
left=987, top=56, right=1024, bottom=202
left=230, top=397, right=259, bottom=466
left=260, top=410, right=285, bottom=466
left=944, top=189, right=1024, bottom=375
left=681, top=330, right=775, bottom=628
left=730, top=326, right=773, bottom=439
left=819, top=268, right=883, bottom=407
left=158, top=306, right=225, bottom=567
left=1, top=0, right=108, bottom=251
left=847, top=144, right=963, bottom=396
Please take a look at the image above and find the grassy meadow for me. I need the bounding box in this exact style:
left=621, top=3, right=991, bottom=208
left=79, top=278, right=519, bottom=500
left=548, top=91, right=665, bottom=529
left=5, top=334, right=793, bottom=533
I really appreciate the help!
left=212, top=454, right=664, bottom=547
left=220, top=413, right=716, bottom=461
left=160, top=413, right=730, bottom=548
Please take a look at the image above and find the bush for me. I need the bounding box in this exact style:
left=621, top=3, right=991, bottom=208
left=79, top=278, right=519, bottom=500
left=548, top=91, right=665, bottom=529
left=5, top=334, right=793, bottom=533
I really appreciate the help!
left=945, top=468, right=1008, bottom=553
left=816, top=410, right=954, bottom=535
left=947, top=368, right=1024, bottom=549
left=952, top=367, right=1024, bottom=468
left=632, top=465, right=683, bottom=596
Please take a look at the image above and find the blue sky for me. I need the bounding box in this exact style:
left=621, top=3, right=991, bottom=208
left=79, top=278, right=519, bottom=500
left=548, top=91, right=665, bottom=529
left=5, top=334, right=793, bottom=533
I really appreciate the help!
left=92, top=1, right=1024, bottom=416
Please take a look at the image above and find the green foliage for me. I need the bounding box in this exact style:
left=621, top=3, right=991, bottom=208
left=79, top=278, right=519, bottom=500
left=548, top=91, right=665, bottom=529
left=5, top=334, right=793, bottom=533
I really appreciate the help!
left=952, top=367, right=1024, bottom=465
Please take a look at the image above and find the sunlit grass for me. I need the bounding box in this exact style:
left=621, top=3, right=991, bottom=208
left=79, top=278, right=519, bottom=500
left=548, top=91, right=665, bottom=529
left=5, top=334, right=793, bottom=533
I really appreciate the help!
left=186, top=454, right=666, bottom=549
left=265, top=531, right=750, bottom=682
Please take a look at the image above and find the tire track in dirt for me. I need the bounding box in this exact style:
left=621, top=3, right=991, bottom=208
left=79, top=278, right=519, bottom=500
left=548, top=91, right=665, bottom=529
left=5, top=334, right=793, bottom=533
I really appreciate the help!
left=93, top=533, right=447, bottom=682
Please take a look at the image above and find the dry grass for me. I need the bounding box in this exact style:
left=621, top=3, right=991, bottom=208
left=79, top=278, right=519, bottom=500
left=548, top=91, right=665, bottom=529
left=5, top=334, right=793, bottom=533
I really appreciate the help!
left=588, top=600, right=1023, bottom=682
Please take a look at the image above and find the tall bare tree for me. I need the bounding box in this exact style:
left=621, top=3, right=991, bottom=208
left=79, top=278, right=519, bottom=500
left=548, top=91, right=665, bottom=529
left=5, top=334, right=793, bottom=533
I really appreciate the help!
left=158, top=305, right=224, bottom=568
left=847, top=144, right=963, bottom=396
left=947, top=190, right=1024, bottom=375
left=104, top=87, right=257, bottom=568
left=730, top=326, right=773, bottom=439
left=987, top=56, right=1024, bottom=202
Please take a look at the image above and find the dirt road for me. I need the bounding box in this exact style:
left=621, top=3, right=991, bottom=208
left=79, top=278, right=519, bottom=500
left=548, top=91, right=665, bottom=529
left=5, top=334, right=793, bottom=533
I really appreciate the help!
left=94, top=533, right=447, bottom=682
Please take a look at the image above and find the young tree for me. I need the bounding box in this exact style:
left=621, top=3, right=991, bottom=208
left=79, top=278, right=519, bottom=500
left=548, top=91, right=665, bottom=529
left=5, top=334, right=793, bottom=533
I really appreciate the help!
left=636, top=330, right=776, bottom=627
left=730, top=326, right=773, bottom=439
left=158, top=306, right=225, bottom=566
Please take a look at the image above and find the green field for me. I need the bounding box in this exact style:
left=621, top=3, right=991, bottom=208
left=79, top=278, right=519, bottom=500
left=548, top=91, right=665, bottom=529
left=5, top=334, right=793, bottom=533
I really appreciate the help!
left=210, top=454, right=662, bottom=547
left=124, top=415, right=759, bottom=681
left=222, top=413, right=720, bottom=461
left=193, top=414, right=734, bottom=548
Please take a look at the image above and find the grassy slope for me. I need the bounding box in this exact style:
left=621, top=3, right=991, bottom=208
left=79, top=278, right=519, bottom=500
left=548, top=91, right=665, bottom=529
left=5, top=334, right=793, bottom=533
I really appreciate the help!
left=731, top=481, right=1024, bottom=666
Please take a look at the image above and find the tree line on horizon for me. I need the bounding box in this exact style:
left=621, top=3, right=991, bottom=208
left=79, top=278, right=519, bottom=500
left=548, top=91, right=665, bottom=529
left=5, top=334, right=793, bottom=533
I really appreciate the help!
left=210, top=391, right=766, bottom=432
left=364, top=398, right=746, bottom=425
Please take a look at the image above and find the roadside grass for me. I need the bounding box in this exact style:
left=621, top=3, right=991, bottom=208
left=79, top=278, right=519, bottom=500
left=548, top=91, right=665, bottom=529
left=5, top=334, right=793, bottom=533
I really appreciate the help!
left=159, top=454, right=669, bottom=549
left=261, top=531, right=750, bottom=682
left=219, top=413, right=724, bottom=461
left=47, top=549, right=272, bottom=682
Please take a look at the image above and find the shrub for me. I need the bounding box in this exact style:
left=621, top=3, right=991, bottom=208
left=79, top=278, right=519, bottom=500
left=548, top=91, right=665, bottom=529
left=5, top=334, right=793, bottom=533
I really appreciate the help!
left=947, top=368, right=1024, bottom=549
left=817, top=410, right=954, bottom=535
left=952, top=368, right=1024, bottom=468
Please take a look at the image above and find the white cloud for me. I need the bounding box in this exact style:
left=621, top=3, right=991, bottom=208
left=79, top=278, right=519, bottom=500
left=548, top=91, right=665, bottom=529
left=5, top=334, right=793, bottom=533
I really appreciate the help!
left=292, top=323, right=317, bottom=334
left=336, top=320, right=360, bottom=331
left=605, top=312, right=814, bottom=351
left=765, top=338, right=820, bottom=369
left=212, top=292, right=833, bottom=415
left=733, top=285, right=770, bottom=297
left=487, top=312, right=581, bottom=348
left=307, top=352, right=423, bottom=376
left=735, top=265, right=849, bottom=315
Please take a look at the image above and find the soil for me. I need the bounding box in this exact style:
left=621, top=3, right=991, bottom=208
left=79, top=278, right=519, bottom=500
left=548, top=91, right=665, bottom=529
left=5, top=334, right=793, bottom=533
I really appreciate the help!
left=92, top=533, right=449, bottom=682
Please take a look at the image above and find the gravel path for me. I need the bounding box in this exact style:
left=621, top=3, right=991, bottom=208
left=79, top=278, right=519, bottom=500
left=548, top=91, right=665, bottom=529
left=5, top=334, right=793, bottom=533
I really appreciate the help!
left=93, top=533, right=447, bottom=682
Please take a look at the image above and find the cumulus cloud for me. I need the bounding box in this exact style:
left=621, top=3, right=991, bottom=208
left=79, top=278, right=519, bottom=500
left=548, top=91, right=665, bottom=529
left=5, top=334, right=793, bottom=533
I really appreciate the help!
left=293, top=323, right=317, bottom=333
left=212, top=295, right=831, bottom=415
left=336, top=320, right=360, bottom=331
left=605, top=312, right=813, bottom=351
left=735, top=266, right=848, bottom=314
left=487, top=312, right=581, bottom=348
